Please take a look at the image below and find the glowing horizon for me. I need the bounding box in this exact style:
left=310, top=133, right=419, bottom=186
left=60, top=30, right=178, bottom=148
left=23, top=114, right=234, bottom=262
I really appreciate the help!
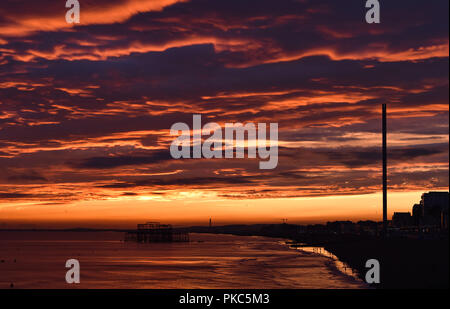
left=0, top=190, right=444, bottom=229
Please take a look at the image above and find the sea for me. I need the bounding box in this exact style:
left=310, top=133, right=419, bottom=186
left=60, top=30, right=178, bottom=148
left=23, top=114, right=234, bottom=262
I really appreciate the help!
left=0, top=231, right=367, bottom=289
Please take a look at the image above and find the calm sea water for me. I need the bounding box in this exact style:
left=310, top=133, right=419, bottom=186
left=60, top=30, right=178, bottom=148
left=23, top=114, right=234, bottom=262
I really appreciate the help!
left=0, top=232, right=366, bottom=289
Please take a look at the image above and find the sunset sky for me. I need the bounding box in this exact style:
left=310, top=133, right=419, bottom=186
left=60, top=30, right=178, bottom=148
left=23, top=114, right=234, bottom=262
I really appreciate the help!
left=0, top=0, right=448, bottom=228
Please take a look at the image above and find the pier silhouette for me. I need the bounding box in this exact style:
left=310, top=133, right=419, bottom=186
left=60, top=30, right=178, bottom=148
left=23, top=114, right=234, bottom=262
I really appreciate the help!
left=125, top=222, right=189, bottom=243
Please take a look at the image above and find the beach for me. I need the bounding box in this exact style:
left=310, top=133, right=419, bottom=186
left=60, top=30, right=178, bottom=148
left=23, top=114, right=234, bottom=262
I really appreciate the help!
left=0, top=231, right=366, bottom=289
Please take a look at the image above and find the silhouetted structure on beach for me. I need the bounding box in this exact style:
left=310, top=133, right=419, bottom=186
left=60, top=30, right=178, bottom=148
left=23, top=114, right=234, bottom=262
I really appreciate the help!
left=392, top=212, right=412, bottom=227
left=389, top=191, right=449, bottom=238
left=408, top=192, right=449, bottom=229
left=125, top=222, right=189, bottom=243
left=326, top=221, right=356, bottom=234
left=357, top=220, right=378, bottom=236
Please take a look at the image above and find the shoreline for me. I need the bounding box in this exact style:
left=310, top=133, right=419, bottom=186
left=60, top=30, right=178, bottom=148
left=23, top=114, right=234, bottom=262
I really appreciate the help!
left=288, top=243, right=363, bottom=282
left=1, top=228, right=448, bottom=288
left=1, top=231, right=365, bottom=289
left=187, top=228, right=449, bottom=289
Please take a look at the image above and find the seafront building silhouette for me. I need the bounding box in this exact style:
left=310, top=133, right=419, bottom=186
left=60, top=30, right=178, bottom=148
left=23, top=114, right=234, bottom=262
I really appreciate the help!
left=321, top=191, right=449, bottom=237
left=393, top=191, right=449, bottom=229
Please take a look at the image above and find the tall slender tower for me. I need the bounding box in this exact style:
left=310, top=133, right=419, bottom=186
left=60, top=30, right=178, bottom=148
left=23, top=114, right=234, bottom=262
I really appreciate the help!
left=382, top=104, right=387, bottom=236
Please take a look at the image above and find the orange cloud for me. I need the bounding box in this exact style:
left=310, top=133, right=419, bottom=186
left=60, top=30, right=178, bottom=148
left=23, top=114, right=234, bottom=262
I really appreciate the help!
left=0, top=0, right=187, bottom=37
